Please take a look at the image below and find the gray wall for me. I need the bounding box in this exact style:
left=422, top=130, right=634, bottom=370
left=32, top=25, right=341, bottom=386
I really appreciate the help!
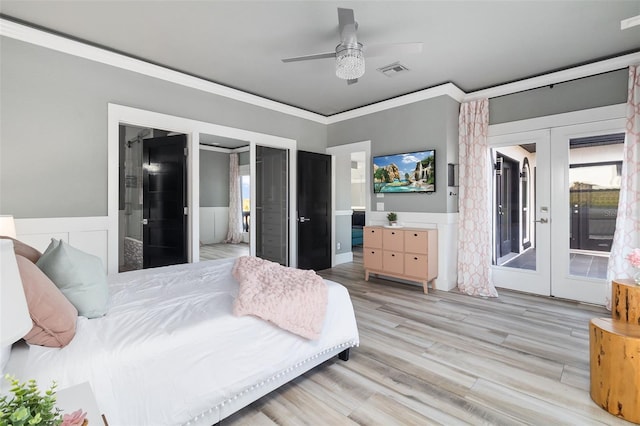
left=489, top=69, right=628, bottom=124
left=328, top=95, right=460, bottom=214
left=199, top=150, right=229, bottom=207
left=238, top=151, right=250, bottom=166
left=0, top=38, right=327, bottom=218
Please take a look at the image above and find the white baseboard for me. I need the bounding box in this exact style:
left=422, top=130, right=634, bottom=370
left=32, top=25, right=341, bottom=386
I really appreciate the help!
left=335, top=251, right=353, bottom=266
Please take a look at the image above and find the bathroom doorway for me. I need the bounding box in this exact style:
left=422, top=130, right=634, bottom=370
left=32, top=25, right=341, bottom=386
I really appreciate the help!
left=118, top=125, right=188, bottom=271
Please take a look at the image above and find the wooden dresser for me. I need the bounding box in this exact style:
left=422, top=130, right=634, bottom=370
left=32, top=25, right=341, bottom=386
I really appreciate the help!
left=589, top=279, right=640, bottom=424
left=363, top=226, right=438, bottom=293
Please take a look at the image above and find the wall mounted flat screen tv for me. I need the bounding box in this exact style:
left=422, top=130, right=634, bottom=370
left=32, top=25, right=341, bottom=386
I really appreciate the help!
left=373, top=150, right=436, bottom=193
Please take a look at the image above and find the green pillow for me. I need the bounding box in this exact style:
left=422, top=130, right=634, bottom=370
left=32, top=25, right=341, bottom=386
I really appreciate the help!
left=36, top=239, right=108, bottom=318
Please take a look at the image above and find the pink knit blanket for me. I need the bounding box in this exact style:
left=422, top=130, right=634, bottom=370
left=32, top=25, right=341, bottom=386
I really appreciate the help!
left=232, top=256, right=328, bottom=340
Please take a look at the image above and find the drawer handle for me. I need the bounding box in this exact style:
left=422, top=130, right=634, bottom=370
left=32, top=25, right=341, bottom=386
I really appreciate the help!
left=371, top=251, right=375, bottom=254
left=414, top=257, right=418, bottom=260
left=391, top=231, right=395, bottom=235
left=391, top=254, right=395, bottom=257
left=414, top=233, right=418, bottom=236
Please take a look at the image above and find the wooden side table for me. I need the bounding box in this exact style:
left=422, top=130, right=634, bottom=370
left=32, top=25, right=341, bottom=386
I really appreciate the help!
left=589, top=279, right=640, bottom=424
left=611, top=278, right=640, bottom=325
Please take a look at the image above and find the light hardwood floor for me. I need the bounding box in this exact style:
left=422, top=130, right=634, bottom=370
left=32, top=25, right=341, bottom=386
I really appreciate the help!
left=200, top=243, right=250, bottom=260
left=223, top=255, right=630, bottom=425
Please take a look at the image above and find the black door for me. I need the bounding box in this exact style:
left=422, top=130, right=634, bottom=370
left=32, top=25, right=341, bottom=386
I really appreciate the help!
left=297, top=151, right=331, bottom=271
left=496, top=154, right=520, bottom=260
left=142, top=134, right=188, bottom=268
left=256, top=146, right=289, bottom=266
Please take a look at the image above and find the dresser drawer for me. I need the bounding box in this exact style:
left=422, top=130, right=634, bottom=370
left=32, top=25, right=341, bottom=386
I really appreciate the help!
left=383, top=229, right=404, bottom=252
left=405, top=230, right=428, bottom=254
left=404, top=254, right=428, bottom=278
left=364, top=226, right=382, bottom=248
left=363, top=248, right=382, bottom=268
left=383, top=251, right=404, bottom=275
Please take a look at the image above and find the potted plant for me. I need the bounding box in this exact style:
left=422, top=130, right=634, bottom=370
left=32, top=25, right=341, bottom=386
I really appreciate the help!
left=0, top=375, right=62, bottom=426
left=0, top=375, right=88, bottom=426
left=386, top=212, right=398, bottom=226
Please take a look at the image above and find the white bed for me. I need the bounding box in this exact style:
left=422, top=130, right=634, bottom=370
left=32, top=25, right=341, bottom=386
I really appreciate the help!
left=4, top=257, right=360, bottom=425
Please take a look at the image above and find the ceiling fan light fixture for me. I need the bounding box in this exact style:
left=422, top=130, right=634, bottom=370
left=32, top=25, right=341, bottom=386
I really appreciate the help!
left=335, top=44, right=365, bottom=80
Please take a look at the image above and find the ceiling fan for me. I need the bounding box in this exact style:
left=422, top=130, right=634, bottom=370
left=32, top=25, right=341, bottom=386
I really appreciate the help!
left=281, top=8, right=423, bottom=85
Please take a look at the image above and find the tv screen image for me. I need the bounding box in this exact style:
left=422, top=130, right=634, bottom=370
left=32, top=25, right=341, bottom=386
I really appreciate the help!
left=373, top=150, right=436, bottom=193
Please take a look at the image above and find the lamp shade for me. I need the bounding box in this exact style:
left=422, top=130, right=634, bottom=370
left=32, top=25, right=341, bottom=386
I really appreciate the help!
left=0, top=239, right=31, bottom=347
left=0, top=215, right=17, bottom=238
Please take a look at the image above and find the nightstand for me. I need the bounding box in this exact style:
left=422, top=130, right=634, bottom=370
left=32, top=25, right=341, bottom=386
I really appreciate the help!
left=56, top=382, right=107, bottom=426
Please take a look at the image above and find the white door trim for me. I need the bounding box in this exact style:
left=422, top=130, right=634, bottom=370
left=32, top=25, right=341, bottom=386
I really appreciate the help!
left=489, top=130, right=552, bottom=296
left=326, top=140, right=371, bottom=267
left=107, top=103, right=297, bottom=274
left=488, top=105, right=627, bottom=304
left=549, top=118, right=626, bottom=304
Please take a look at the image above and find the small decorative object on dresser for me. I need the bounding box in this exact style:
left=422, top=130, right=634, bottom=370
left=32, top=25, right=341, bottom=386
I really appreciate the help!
left=363, top=225, right=438, bottom=293
left=386, top=212, right=397, bottom=226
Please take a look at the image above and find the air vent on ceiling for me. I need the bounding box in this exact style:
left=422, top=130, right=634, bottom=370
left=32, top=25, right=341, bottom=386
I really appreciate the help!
left=377, top=62, right=410, bottom=77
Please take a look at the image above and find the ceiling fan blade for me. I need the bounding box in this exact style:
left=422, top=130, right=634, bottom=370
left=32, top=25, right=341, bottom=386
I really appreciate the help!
left=347, top=78, right=358, bottom=85
left=281, top=52, right=336, bottom=63
left=364, top=42, right=423, bottom=57
left=338, top=8, right=358, bottom=44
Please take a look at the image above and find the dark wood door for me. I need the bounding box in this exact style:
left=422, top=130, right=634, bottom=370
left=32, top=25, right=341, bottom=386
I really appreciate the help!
left=297, top=151, right=331, bottom=271
left=256, top=146, right=289, bottom=266
left=142, top=135, right=187, bottom=268
left=496, top=154, right=520, bottom=259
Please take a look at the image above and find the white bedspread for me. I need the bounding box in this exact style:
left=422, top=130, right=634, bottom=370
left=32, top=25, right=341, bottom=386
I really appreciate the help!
left=6, top=258, right=359, bottom=425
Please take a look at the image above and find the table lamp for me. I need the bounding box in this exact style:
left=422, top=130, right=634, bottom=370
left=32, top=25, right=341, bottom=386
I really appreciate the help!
left=0, top=238, right=31, bottom=369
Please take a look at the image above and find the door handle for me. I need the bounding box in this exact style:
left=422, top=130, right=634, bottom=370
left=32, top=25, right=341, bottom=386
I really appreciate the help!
left=534, top=218, right=548, bottom=224
left=142, top=218, right=148, bottom=225
left=299, top=217, right=310, bottom=223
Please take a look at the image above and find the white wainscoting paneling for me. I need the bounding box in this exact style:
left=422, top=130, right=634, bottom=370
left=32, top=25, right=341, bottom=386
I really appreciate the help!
left=199, top=207, right=229, bottom=244
left=15, top=217, right=109, bottom=272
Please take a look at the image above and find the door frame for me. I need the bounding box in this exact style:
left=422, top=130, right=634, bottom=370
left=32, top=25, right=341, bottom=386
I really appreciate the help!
left=107, top=103, right=297, bottom=274
left=490, top=129, right=551, bottom=296
left=549, top=119, right=626, bottom=303
left=488, top=103, right=626, bottom=304
left=326, top=140, right=372, bottom=267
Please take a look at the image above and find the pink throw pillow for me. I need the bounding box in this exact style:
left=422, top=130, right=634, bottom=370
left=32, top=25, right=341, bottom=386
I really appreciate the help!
left=15, top=254, right=77, bottom=347
left=0, top=236, right=42, bottom=263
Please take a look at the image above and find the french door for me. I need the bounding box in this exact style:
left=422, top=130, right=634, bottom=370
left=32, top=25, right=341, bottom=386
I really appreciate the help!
left=490, top=118, right=625, bottom=305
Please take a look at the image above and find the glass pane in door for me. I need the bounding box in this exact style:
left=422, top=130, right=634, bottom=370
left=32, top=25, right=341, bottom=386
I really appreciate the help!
left=492, top=144, right=537, bottom=271
left=255, top=145, right=289, bottom=265
left=568, top=133, right=624, bottom=279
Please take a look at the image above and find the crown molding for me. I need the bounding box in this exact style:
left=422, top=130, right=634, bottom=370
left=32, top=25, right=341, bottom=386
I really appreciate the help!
left=0, top=18, right=328, bottom=125
left=0, top=18, right=466, bottom=125
left=326, top=83, right=465, bottom=124
left=465, top=52, right=640, bottom=102
left=2, top=18, right=638, bottom=126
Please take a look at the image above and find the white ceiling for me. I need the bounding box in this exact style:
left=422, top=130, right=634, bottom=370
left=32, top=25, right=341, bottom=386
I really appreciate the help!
left=1, top=1, right=639, bottom=116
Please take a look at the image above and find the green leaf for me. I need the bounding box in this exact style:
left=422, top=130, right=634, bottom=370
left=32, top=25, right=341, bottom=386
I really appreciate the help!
left=9, top=406, right=29, bottom=422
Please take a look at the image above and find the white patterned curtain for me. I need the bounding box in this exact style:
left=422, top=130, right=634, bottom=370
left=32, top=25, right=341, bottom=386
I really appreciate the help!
left=225, top=153, right=243, bottom=244
left=457, top=99, right=499, bottom=297
left=606, top=65, right=640, bottom=307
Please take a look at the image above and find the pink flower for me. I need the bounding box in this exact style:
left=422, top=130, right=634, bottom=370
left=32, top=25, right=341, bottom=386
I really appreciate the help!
left=61, top=409, right=87, bottom=426
left=626, top=248, right=640, bottom=268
